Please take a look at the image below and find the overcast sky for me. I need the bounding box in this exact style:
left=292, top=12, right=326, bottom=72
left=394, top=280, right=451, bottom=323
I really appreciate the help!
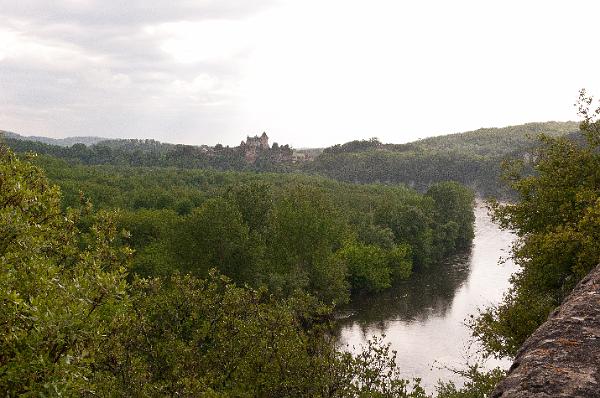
left=1, top=1, right=599, bottom=147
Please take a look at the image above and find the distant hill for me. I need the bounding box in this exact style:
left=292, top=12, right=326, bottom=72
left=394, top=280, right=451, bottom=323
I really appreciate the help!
left=412, top=121, right=579, bottom=157
left=0, top=133, right=295, bottom=173
left=1, top=121, right=583, bottom=198
left=0, top=130, right=108, bottom=147
left=320, top=121, right=579, bottom=157
left=306, top=121, right=582, bottom=198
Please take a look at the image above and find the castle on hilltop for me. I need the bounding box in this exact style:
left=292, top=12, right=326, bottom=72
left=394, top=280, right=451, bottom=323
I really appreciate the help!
left=240, top=132, right=269, bottom=162
left=241, top=132, right=269, bottom=150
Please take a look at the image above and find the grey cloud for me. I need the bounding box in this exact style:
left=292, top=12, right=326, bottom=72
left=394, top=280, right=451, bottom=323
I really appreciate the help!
left=0, top=1, right=274, bottom=143
left=0, top=0, right=277, bottom=26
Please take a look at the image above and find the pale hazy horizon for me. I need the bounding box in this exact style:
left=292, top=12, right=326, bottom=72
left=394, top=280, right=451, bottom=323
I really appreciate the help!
left=1, top=1, right=599, bottom=147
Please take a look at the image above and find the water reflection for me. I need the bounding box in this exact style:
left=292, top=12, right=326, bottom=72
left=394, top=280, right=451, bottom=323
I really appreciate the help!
left=337, top=254, right=472, bottom=337
left=336, top=204, right=517, bottom=392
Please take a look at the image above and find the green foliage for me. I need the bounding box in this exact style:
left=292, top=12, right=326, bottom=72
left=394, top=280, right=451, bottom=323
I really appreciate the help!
left=0, top=146, right=431, bottom=397
left=306, top=122, right=578, bottom=198
left=336, top=242, right=413, bottom=293
left=323, top=137, right=384, bottom=154
left=374, top=201, right=434, bottom=270
left=226, top=181, right=273, bottom=233
left=426, top=182, right=475, bottom=260
left=415, top=121, right=578, bottom=158
left=263, top=185, right=350, bottom=303
left=8, top=155, right=474, bottom=304
left=2, top=135, right=294, bottom=173
left=92, top=272, right=337, bottom=396
left=471, top=91, right=600, bottom=358
left=4, top=121, right=578, bottom=200
left=388, top=243, right=413, bottom=280
left=177, top=197, right=252, bottom=280
left=435, top=365, right=505, bottom=398
left=338, top=243, right=394, bottom=293
left=0, top=130, right=106, bottom=147
left=118, top=209, right=177, bottom=277
left=0, top=148, right=130, bottom=395
left=91, top=273, right=428, bottom=397
left=336, top=336, right=427, bottom=398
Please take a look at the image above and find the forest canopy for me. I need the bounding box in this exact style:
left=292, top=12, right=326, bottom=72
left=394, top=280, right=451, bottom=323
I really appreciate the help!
left=0, top=144, right=438, bottom=397
left=17, top=155, right=475, bottom=304
left=2, top=121, right=578, bottom=199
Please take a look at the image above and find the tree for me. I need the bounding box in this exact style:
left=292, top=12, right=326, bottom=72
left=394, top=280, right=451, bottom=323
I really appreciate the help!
left=337, top=243, right=393, bottom=293
left=264, top=185, right=350, bottom=304
left=0, top=146, right=429, bottom=397
left=374, top=202, right=434, bottom=270
left=92, top=272, right=426, bottom=397
left=91, top=272, right=339, bottom=396
left=0, top=147, right=130, bottom=395
left=426, top=181, right=475, bottom=251
left=472, top=90, right=600, bottom=358
left=226, top=181, right=273, bottom=233
left=176, top=197, right=252, bottom=281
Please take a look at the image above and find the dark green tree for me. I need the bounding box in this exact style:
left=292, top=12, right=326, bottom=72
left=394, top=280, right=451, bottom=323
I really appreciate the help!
left=264, top=185, right=350, bottom=304
left=176, top=197, right=252, bottom=281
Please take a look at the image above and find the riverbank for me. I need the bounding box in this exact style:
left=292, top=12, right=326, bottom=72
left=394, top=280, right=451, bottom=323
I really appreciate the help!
left=336, top=204, right=518, bottom=392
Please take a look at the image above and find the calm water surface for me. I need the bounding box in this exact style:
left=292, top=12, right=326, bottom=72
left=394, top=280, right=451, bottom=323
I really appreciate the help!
left=336, top=204, right=518, bottom=392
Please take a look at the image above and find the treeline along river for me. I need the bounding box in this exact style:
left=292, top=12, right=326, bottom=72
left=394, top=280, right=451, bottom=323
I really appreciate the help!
left=0, top=147, right=483, bottom=396
left=336, top=203, right=518, bottom=391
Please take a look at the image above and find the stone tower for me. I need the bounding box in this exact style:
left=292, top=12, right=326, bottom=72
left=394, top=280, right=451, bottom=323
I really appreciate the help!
left=240, top=132, right=269, bottom=163
left=259, top=132, right=269, bottom=150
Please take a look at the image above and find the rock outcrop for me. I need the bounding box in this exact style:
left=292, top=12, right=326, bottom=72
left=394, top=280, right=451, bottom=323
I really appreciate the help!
left=492, top=264, right=600, bottom=397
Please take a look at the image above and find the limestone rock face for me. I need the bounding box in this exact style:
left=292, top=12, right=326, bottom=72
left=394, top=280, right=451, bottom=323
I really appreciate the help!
left=492, top=264, right=600, bottom=398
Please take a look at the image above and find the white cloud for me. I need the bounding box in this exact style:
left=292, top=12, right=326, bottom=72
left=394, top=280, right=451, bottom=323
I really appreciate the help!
left=0, top=28, right=101, bottom=70
left=167, top=73, right=239, bottom=106
left=85, top=70, right=132, bottom=90
left=172, top=74, right=219, bottom=93
left=151, top=20, right=254, bottom=64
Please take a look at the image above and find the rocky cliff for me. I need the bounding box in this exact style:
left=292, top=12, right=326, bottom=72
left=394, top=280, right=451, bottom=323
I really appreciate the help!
left=492, top=264, right=600, bottom=397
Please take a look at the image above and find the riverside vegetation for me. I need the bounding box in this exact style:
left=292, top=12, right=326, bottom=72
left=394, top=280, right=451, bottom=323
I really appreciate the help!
left=0, top=145, right=471, bottom=396
left=435, top=91, right=600, bottom=397
left=472, top=91, right=600, bottom=358
left=2, top=92, right=599, bottom=396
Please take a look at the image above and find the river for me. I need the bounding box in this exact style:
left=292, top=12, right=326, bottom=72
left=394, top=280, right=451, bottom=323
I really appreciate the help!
left=336, top=203, right=518, bottom=392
